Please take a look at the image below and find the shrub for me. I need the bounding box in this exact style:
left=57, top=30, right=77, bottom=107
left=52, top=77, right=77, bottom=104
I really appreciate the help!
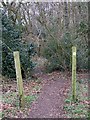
left=43, top=30, right=88, bottom=72
left=43, top=33, right=72, bottom=72
left=2, top=10, right=36, bottom=78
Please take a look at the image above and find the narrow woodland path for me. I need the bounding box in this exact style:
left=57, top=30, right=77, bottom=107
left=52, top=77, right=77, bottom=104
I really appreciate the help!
left=29, top=71, right=71, bottom=118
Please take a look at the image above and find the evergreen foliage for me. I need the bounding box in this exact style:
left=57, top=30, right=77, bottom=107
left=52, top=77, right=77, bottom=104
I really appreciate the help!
left=43, top=26, right=88, bottom=72
left=2, top=10, right=36, bottom=78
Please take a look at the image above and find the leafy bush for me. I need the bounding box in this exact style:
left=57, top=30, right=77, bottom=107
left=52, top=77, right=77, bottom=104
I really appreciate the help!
left=2, top=11, right=36, bottom=78
left=43, top=33, right=72, bottom=72
left=43, top=29, right=88, bottom=72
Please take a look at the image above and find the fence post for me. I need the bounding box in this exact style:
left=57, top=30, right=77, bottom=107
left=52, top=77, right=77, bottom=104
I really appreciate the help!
left=72, top=46, right=76, bottom=101
left=13, top=51, right=25, bottom=108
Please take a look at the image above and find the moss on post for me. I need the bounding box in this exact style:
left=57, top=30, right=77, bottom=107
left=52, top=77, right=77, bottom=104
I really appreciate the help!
left=13, top=51, right=25, bottom=108
left=72, top=46, right=76, bottom=101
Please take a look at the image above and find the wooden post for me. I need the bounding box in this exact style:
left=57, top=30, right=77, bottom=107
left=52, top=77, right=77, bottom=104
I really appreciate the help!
left=72, top=46, right=76, bottom=101
left=13, top=51, right=25, bottom=108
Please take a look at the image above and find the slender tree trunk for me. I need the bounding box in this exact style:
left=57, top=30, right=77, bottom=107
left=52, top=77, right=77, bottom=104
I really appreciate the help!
left=64, top=2, right=69, bottom=31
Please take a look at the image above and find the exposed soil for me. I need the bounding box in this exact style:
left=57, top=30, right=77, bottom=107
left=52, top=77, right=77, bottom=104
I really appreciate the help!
left=29, top=60, right=89, bottom=118
left=1, top=55, right=89, bottom=118
left=29, top=71, right=71, bottom=118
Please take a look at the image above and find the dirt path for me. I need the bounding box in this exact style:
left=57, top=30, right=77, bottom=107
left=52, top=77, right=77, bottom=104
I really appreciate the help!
left=29, top=72, right=71, bottom=118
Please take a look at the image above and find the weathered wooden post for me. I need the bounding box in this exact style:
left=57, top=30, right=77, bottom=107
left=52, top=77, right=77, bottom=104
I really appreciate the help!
left=13, top=51, right=25, bottom=108
left=72, top=46, right=76, bottom=101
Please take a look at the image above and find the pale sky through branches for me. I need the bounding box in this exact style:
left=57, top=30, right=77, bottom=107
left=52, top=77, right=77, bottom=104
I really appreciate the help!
left=1, top=0, right=89, bottom=3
